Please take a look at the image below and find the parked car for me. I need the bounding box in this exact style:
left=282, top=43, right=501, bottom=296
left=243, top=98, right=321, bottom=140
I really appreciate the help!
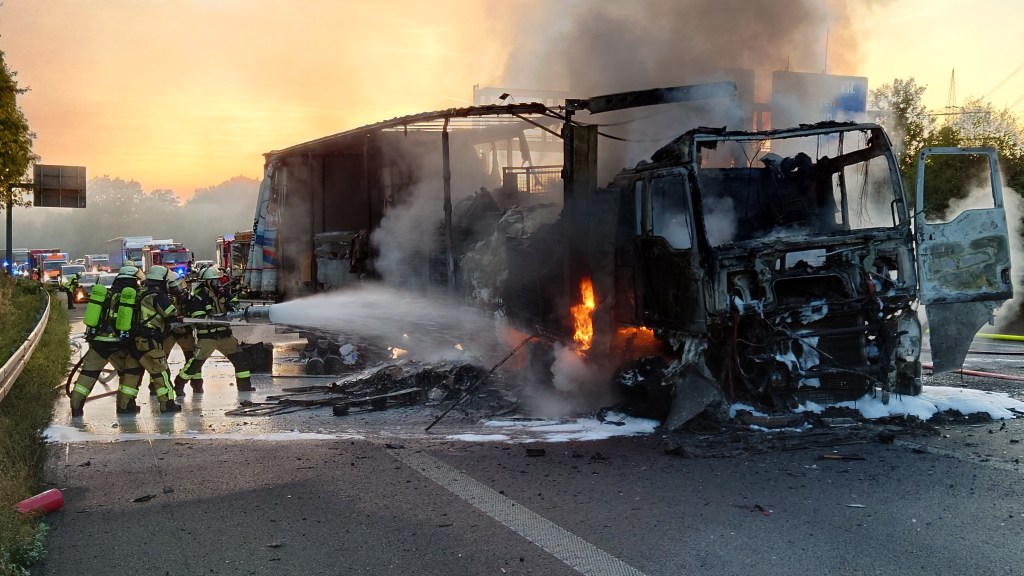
left=74, top=272, right=101, bottom=303
left=59, top=264, right=87, bottom=288
left=96, top=272, right=117, bottom=289
left=60, top=264, right=86, bottom=279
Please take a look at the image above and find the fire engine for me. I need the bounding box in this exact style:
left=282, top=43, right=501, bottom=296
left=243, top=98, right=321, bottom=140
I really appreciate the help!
left=141, top=242, right=193, bottom=278
left=216, top=231, right=252, bottom=282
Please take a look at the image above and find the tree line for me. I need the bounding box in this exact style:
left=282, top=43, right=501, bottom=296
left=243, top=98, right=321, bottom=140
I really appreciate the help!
left=4, top=175, right=259, bottom=261
left=869, top=77, right=1024, bottom=219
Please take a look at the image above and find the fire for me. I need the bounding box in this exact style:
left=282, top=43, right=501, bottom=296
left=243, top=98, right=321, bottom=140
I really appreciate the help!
left=571, top=277, right=596, bottom=351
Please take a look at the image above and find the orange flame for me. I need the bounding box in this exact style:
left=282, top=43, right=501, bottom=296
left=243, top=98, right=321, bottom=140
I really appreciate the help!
left=571, top=277, right=596, bottom=350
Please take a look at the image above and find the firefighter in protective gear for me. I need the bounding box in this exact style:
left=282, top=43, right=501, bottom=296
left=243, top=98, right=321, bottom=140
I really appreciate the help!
left=130, top=265, right=182, bottom=413
left=174, top=266, right=253, bottom=394
left=60, top=273, right=79, bottom=309
left=156, top=272, right=196, bottom=395
left=69, top=266, right=146, bottom=417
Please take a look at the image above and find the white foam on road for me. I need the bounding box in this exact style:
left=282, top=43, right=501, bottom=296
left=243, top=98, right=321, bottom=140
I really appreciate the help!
left=796, top=385, right=1024, bottom=420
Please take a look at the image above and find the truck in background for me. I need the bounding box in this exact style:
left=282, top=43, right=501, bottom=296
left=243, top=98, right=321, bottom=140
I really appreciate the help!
left=85, top=254, right=111, bottom=272
left=108, top=236, right=153, bottom=269
left=40, top=252, right=69, bottom=282
left=141, top=241, right=193, bottom=277
left=26, top=249, right=60, bottom=273
left=3, top=248, right=30, bottom=275
left=216, top=231, right=252, bottom=282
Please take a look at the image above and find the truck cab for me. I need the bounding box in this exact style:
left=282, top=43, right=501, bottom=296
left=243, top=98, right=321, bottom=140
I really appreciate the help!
left=612, top=122, right=1012, bottom=406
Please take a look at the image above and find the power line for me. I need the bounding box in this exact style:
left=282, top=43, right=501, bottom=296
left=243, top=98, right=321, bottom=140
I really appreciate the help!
left=985, top=60, right=1024, bottom=99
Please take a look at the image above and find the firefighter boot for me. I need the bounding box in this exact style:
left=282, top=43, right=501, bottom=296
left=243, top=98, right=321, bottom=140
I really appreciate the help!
left=70, top=401, right=84, bottom=418
left=236, top=376, right=253, bottom=392
left=159, top=401, right=182, bottom=414
left=116, top=399, right=141, bottom=415
left=173, top=375, right=187, bottom=397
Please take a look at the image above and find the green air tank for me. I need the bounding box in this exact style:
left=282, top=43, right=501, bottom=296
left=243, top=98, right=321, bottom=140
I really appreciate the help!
left=115, top=286, right=137, bottom=335
left=82, top=284, right=108, bottom=328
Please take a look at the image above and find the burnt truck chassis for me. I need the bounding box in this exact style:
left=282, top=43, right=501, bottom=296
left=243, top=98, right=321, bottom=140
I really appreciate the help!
left=505, top=120, right=1010, bottom=413
left=697, top=229, right=921, bottom=407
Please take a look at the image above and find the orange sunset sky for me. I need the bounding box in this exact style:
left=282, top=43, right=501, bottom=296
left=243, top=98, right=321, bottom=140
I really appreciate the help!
left=1, top=0, right=1023, bottom=199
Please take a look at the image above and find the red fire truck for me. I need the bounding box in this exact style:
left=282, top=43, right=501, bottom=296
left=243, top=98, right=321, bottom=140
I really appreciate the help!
left=142, top=241, right=193, bottom=278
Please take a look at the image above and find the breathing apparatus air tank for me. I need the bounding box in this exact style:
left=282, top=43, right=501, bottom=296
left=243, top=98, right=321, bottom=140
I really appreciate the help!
left=82, top=283, right=108, bottom=329
left=115, top=286, right=137, bottom=337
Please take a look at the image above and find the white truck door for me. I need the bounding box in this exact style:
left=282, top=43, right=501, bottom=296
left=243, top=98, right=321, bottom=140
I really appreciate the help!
left=915, top=147, right=1013, bottom=373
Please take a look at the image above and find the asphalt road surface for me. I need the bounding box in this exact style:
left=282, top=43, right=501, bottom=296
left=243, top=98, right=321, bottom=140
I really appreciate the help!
left=31, top=311, right=1024, bottom=576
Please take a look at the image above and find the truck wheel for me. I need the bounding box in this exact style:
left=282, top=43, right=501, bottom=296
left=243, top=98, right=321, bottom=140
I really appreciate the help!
left=306, top=357, right=325, bottom=375
left=324, top=355, right=344, bottom=374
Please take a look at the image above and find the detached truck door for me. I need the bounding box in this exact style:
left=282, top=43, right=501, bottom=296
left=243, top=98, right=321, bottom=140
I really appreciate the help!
left=915, top=147, right=1013, bottom=372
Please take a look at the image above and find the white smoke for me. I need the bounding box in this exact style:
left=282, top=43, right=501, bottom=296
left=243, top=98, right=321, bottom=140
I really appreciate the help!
left=516, top=343, right=617, bottom=419
left=702, top=195, right=737, bottom=245
left=990, top=184, right=1023, bottom=331
left=370, top=135, right=492, bottom=289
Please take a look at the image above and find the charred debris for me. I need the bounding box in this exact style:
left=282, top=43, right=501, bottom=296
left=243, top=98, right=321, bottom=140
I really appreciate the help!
left=239, top=81, right=1012, bottom=431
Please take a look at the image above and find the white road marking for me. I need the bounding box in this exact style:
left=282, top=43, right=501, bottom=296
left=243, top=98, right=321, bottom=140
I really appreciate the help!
left=390, top=448, right=650, bottom=576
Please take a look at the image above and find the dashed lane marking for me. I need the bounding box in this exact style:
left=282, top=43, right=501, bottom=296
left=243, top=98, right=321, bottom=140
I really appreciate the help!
left=390, top=448, right=650, bottom=576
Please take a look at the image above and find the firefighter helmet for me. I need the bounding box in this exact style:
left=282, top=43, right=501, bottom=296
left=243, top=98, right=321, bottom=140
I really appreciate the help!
left=146, top=265, right=169, bottom=281
left=200, top=266, right=224, bottom=281
left=117, top=265, right=144, bottom=281
left=168, top=272, right=184, bottom=290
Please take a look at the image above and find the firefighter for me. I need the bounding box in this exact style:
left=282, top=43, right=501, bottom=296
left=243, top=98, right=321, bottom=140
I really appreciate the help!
left=174, top=266, right=253, bottom=394
left=69, top=266, right=146, bottom=417
left=60, top=273, right=79, bottom=309
left=130, top=265, right=182, bottom=413
left=156, top=272, right=196, bottom=395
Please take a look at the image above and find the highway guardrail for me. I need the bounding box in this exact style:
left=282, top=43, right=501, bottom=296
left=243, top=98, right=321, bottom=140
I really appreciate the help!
left=0, top=290, right=51, bottom=404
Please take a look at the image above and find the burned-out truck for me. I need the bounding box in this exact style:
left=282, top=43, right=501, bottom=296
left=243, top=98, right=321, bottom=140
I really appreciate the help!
left=245, top=81, right=1012, bottom=412
left=559, top=122, right=1013, bottom=410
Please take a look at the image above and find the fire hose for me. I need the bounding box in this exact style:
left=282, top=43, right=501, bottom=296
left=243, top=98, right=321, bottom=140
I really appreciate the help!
left=922, top=362, right=1024, bottom=382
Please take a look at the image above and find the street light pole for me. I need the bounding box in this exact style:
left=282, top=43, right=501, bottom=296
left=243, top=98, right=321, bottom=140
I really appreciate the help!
left=5, top=183, right=34, bottom=275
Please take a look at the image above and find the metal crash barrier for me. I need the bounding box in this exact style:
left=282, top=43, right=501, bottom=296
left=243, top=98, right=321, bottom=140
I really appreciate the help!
left=0, top=290, right=51, bottom=404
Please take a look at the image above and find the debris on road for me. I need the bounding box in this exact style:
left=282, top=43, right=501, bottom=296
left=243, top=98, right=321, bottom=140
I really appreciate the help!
left=226, top=359, right=517, bottom=420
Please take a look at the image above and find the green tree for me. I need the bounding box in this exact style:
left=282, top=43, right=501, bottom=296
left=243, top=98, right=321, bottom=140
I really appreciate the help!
left=869, top=77, right=931, bottom=182
left=944, top=97, right=1024, bottom=193
left=0, top=48, right=37, bottom=209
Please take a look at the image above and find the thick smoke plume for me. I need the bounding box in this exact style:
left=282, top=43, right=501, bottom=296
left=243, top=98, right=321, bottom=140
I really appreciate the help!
left=502, top=0, right=862, bottom=181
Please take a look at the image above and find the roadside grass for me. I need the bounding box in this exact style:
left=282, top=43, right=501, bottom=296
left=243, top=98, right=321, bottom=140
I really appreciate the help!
left=0, top=276, right=46, bottom=368
left=0, top=274, right=70, bottom=576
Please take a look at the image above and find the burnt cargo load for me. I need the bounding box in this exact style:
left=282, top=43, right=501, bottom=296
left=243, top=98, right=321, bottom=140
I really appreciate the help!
left=244, top=82, right=1013, bottom=412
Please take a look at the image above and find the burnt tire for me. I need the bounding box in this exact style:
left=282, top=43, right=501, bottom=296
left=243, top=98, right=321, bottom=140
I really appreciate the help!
left=324, top=355, right=345, bottom=375
left=305, top=357, right=325, bottom=375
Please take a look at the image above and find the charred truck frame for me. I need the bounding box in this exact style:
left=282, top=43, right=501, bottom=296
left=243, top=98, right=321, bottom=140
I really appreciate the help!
left=246, top=81, right=1012, bottom=414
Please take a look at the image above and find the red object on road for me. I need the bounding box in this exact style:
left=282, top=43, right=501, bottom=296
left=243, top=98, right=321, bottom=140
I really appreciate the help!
left=16, top=488, right=64, bottom=515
